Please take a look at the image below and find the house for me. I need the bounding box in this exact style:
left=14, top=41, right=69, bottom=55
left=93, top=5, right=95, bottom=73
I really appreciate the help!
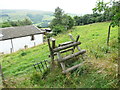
left=0, top=25, right=45, bottom=54
left=41, top=28, right=52, bottom=34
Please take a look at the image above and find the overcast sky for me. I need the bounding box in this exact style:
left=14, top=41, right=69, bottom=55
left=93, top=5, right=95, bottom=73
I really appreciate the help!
left=0, top=0, right=113, bottom=14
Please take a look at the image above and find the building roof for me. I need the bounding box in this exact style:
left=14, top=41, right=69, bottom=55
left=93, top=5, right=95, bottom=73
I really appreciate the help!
left=0, top=25, right=44, bottom=41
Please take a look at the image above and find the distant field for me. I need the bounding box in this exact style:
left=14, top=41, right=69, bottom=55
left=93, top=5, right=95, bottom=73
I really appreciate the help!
left=1, top=22, right=118, bottom=88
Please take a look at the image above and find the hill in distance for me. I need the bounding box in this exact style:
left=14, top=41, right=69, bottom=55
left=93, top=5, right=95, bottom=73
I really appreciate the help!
left=0, top=9, right=78, bottom=27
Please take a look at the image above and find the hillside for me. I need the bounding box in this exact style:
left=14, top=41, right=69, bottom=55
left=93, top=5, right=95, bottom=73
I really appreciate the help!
left=0, top=9, right=54, bottom=27
left=0, top=9, right=77, bottom=27
left=1, top=22, right=118, bottom=88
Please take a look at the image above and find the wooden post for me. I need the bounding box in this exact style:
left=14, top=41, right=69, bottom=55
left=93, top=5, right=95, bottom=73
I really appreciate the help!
left=0, top=65, right=5, bottom=87
left=57, top=52, right=66, bottom=71
left=107, top=24, right=111, bottom=46
left=69, top=34, right=81, bottom=51
left=47, top=38, right=55, bottom=66
left=72, top=35, right=80, bottom=53
left=52, top=38, right=56, bottom=49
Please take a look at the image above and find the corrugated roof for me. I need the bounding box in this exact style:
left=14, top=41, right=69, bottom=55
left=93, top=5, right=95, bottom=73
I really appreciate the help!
left=0, top=25, right=44, bottom=41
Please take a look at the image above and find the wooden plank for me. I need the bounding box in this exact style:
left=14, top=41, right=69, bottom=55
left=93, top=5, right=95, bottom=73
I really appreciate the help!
left=53, top=42, right=81, bottom=52
left=48, top=48, right=74, bottom=57
left=62, top=61, right=86, bottom=74
left=59, top=41, right=73, bottom=46
left=57, top=52, right=66, bottom=71
left=57, top=50, right=86, bottom=62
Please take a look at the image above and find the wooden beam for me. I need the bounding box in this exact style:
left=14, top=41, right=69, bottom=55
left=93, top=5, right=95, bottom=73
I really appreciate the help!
left=62, top=61, right=86, bottom=74
left=53, top=42, right=81, bottom=52
left=59, top=41, right=73, bottom=46
left=48, top=48, right=74, bottom=57
left=57, top=52, right=66, bottom=71
left=58, top=50, right=86, bottom=62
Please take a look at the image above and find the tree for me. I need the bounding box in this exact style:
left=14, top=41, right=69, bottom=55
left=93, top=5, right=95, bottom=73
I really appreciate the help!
left=62, top=14, right=74, bottom=30
left=93, top=0, right=120, bottom=45
left=50, top=7, right=64, bottom=28
left=50, top=7, right=74, bottom=35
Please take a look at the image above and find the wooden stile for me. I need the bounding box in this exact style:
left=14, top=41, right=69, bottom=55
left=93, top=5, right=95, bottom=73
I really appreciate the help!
left=47, top=34, right=86, bottom=74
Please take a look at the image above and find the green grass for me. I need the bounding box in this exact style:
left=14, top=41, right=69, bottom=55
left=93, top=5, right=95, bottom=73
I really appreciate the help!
left=1, top=22, right=118, bottom=88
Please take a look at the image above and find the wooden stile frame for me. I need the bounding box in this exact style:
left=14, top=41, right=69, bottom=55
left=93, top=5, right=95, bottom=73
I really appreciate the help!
left=47, top=34, right=86, bottom=74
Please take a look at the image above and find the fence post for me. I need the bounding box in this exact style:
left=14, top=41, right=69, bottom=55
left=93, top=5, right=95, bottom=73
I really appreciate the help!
left=0, top=65, right=6, bottom=87
left=47, top=38, right=55, bottom=67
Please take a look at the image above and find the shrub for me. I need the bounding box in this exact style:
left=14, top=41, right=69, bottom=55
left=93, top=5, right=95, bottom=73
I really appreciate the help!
left=52, top=25, right=65, bottom=35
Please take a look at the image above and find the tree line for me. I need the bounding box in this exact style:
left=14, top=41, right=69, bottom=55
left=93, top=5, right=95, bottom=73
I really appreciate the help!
left=0, top=18, right=32, bottom=28
left=50, top=0, right=119, bottom=38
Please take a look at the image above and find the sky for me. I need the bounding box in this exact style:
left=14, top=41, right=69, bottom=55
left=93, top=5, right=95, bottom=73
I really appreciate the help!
left=0, top=0, right=114, bottom=14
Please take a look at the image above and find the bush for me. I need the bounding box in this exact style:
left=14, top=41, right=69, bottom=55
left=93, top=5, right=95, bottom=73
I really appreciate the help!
left=52, top=25, right=65, bottom=35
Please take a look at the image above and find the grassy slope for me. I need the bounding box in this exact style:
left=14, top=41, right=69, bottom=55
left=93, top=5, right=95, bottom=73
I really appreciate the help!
left=1, top=22, right=118, bottom=88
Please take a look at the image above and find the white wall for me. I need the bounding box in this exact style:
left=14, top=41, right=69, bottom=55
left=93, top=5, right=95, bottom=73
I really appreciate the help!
left=0, top=34, right=43, bottom=54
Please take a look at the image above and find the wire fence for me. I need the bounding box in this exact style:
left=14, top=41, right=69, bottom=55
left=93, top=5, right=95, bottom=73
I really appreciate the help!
left=33, top=60, right=50, bottom=73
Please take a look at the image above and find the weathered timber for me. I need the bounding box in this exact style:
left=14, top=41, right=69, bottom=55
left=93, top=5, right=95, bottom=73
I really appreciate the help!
left=58, top=50, right=86, bottom=62
left=48, top=48, right=74, bottom=57
left=72, top=35, right=80, bottom=53
left=107, top=24, right=111, bottom=46
left=53, top=42, right=81, bottom=52
left=47, top=38, right=54, bottom=64
left=69, top=34, right=81, bottom=51
left=59, top=41, right=73, bottom=46
left=57, top=52, right=66, bottom=71
left=62, top=61, right=86, bottom=74
left=52, top=38, right=56, bottom=49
